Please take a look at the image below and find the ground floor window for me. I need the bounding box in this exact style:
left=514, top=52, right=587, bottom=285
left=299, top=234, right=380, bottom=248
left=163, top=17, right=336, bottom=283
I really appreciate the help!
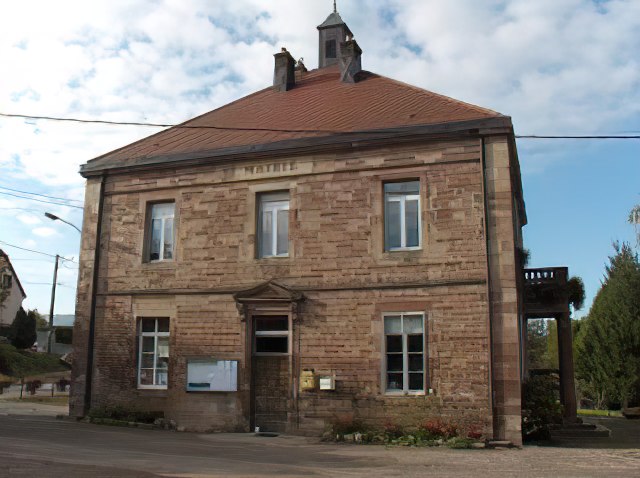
left=384, top=312, right=425, bottom=393
left=138, top=317, right=170, bottom=388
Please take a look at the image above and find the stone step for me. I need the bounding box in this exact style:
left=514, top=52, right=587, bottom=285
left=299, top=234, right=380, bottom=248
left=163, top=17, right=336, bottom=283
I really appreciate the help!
left=550, top=424, right=610, bottom=439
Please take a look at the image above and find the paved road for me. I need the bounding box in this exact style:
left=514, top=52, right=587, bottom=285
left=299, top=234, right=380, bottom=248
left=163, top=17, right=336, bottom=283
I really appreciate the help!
left=0, top=414, right=639, bottom=477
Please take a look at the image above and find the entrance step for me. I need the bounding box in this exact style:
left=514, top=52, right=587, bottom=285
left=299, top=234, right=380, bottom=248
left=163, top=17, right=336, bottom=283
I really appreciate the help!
left=550, top=423, right=611, bottom=439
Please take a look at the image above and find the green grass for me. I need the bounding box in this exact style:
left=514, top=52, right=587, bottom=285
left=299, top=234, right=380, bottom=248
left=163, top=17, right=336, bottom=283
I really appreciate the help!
left=578, top=409, right=623, bottom=417
left=0, top=344, right=70, bottom=379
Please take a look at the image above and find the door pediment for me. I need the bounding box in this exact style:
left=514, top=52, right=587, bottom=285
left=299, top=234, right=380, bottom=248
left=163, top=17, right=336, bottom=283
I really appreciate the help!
left=234, top=280, right=304, bottom=304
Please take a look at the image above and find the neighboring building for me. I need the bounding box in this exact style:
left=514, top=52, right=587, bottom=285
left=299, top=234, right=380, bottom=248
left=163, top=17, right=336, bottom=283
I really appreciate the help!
left=0, top=249, right=27, bottom=329
left=71, top=9, right=530, bottom=444
left=37, top=314, right=75, bottom=355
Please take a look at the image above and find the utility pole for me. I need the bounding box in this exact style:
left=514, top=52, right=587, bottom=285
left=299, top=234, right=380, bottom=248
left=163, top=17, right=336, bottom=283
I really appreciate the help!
left=47, top=254, right=59, bottom=354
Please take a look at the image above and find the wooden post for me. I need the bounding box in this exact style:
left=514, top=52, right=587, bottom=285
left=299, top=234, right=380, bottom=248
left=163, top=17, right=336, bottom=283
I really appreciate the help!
left=20, top=379, right=23, bottom=399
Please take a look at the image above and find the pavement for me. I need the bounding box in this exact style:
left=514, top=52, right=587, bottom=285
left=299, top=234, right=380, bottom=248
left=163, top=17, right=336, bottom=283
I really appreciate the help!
left=0, top=395, right=639, bottom=477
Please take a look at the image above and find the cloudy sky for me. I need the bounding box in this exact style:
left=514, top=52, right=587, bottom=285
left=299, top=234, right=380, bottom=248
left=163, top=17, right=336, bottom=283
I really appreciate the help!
left=0, top=0, right=638, bottom=317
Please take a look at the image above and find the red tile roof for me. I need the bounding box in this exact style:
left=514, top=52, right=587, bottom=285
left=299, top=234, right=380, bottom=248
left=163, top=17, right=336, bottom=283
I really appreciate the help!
left=84, top=66, right=504, bottom=172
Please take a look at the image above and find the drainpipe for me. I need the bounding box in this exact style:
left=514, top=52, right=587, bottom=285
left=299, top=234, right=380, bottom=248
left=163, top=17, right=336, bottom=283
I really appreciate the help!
left=84, top=174, right=106, bottom=414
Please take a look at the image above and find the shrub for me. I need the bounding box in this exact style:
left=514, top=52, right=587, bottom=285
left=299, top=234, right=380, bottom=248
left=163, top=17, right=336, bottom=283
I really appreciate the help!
left=522, top=374, right=563, bottom=441
left=418, top=418, right=458, bottom=439
left=10, top=308, right=36, bottom=350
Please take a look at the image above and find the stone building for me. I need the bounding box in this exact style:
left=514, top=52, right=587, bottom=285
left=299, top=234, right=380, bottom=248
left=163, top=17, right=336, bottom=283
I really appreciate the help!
left=0, top=249, right=27, bottom=329
left=71, top=9, right=530, bottom=444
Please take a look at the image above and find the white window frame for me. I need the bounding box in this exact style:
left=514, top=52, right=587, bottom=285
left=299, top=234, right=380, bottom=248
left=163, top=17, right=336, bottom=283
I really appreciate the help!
left=148, top=202, right=175, bottom=262
left=137, top=318, right=170, bottom=390
left=383, top=312, right=426, bottom=395
left=384, top=182, right=422, bottom=251
left=258, top=192, right=289, bottom=258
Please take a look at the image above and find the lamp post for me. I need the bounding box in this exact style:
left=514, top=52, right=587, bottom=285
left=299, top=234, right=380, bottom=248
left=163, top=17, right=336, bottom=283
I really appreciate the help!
left=44, top=212, right=80, bottom=353
left=45, top=212, right=82, bottom=234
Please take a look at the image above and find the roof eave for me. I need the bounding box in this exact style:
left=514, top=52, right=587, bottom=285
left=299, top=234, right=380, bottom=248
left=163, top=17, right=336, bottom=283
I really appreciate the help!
left=80, top=116, right=514, bottom=178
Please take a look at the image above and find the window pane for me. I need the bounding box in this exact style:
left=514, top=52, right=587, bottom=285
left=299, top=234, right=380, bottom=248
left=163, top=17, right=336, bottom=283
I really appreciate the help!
left=255, top=317, right=288, bottom=331
left=156, top=370, right=168, bottom=386
left=276, top=208, right=288, bottom=255
left=141, top=320, right=155, bottom=333
left=156, top=356, right=169, bottom=370
left=150, top=219, right=161, bottom=260
left=152, top=203, right=174, bottom=218
left=408, top=372, right=424, bottom=391
left=139, top=369, right=153, bottom=385
left=255, top=336, right=288, bottom=353
left=141, top=353, right=155, bottom=368
left=142, top=336, right=155, bottom=352
left=409, top=354, right=423, bottom=372
left=385, top=200, right=401, bottom=249
left=384, top=316, right=401, bottom=334
left=404, top=315, right=423, bottom=333
left=387, top=373, right=403, bottom=391
left=157, top=337, right=169, bottom=358
left=405, top=198, right=419, bottom=247
left=261, top=209, right=273, bottom=257
left=386, top=335, right=402, bottom=353
left=163, top=218, right=174, bottom=260
left=386, top=354, right=403, bottom=372
left=408, top=334, right=423, bottom=352
left=385, top=181, right=419, bottom=194
left=157, top=318, right=170, bottom=333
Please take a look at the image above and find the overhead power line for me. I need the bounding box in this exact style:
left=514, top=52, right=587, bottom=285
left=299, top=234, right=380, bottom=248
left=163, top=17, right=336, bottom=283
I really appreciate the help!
left=0, top=240, right=77, bottom=263
left=0, top=185, right=83, bottom=204
left=2, top=112, right=639, bottom=139
left=0, top=191, right=84, bottom=209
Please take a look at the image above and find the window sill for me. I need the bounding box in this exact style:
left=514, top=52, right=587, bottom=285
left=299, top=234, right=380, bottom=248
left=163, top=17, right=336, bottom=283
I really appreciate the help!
left=141, top=261, right=176, bottom=270
left=136, top=387, right=168, bottom=398
left=384, top=391, right=426, bottom=397
left=385, top=247, right=423, bottom=253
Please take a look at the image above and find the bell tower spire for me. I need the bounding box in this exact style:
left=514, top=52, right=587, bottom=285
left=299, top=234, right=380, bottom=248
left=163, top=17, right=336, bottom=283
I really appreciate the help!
left=317, top=2, right=353, bottom=68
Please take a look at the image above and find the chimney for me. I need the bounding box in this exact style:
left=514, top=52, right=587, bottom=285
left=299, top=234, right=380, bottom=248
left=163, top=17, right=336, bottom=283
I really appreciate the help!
left=294, top=58, right=308, bottom=82
left=339, top=38, right=362, bottom=83
left=273, top=47, right=296, bottom=92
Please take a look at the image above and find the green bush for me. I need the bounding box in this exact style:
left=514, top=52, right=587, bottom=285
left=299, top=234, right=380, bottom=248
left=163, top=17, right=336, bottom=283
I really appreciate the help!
left=9, top=308, right=36, bottom=350
left=0, top=343, right=69, bottom=378
left=522, top=374, right=563, bottom=441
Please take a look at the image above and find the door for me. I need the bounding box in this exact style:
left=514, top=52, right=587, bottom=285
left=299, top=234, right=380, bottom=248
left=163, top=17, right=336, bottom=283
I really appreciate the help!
left=251, top=315, right=291, bottom=433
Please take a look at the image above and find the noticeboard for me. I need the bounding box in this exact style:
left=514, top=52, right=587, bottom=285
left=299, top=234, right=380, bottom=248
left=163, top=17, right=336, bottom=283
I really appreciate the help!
left=186, top=359, right=238, bottom=392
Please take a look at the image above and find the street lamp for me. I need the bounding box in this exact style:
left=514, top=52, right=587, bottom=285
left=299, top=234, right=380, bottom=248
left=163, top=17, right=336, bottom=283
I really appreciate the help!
left=43, top=212, right=81, bottom=353
left=45, top=212, right=82, bottom=234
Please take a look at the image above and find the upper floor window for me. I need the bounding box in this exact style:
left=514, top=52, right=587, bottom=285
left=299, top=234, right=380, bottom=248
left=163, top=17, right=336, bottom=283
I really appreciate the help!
left=384, top=312, right=425, bottom=394
left=148, top=203, right=174, bottom=262
left=138, top=317, right=170, bottom=389
left=1, top=274, right=12, bottom=289
left=258, top=192, right=289, bottom=258
left=384, top=181, right=421, bottom=251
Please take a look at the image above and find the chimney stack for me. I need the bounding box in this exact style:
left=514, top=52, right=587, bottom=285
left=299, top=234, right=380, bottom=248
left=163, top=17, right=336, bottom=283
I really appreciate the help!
left=273, top=47, right=296, bottom=92
left=339, top=38, right=362, bottom=83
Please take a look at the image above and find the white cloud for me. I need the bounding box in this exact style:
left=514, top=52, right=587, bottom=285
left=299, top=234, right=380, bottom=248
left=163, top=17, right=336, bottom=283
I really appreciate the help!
left=32, top=227, right=58, bottom=237
left=16, top=214, right=41, bottom=225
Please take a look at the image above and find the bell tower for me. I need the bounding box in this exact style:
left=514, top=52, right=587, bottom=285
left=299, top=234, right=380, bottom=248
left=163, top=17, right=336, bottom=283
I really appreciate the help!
left=317, top=1, right=353, bottom=68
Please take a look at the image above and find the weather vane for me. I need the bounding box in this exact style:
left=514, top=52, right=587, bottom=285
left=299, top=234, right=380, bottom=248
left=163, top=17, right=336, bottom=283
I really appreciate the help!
left=334, top=0, right=337, bottom=13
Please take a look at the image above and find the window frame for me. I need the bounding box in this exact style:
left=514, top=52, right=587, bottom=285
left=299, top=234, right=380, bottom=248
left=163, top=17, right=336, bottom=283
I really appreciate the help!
left=1, top=274, right=11, bottom=289
left=137, top=317, right=170, bottom=390
left=382, top=312, right=426, bottom=395
left=146, top=202, right=175, bottom=263
left=383, top=181, right=422, bottom=252
left=257, top=191, right=290, bottom=259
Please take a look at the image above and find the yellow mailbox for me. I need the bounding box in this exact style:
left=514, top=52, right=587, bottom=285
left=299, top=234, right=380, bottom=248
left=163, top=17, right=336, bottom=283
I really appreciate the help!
left=300, top=369, right=316, bottom=391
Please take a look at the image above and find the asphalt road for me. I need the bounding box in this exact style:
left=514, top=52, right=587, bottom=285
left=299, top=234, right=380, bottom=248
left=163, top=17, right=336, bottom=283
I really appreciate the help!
left=0, top=414, right=639, bottom=478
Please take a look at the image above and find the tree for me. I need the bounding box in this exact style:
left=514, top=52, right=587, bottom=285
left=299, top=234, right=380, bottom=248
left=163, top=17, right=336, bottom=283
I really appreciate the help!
left=575, top=243, right=640, bottom=409
left=9, top=307, right=37, bottom=350
left=630, top=205, right=640, bottom=245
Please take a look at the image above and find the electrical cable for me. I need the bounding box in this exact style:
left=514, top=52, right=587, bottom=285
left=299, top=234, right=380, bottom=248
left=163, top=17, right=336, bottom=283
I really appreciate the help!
left=0, top=240, right=77, bottom=263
